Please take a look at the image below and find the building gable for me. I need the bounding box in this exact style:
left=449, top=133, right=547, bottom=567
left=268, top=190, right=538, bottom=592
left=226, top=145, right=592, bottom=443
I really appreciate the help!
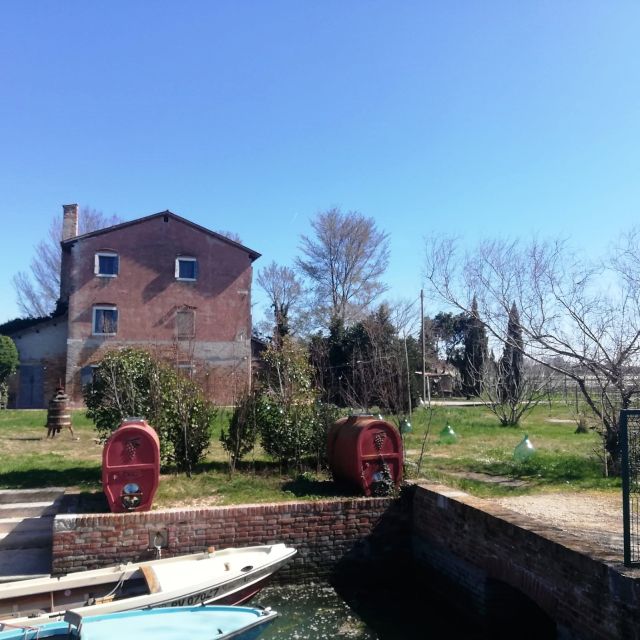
left=61, top=210, right=260, bottom=262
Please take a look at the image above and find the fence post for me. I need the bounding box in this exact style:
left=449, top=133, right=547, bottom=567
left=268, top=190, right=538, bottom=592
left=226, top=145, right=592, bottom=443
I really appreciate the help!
left=621, top=409, right=640, bottom=567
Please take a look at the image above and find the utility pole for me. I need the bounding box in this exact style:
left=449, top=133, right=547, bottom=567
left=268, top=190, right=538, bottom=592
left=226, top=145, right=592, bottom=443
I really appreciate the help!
left=421, top=289, right=428, bottom=406
left=403, top=334, right=412, bottom=417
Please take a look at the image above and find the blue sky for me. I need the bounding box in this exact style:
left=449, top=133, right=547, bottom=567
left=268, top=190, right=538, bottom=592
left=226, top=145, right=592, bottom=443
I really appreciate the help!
left=1, top=1, right=639, bottom=326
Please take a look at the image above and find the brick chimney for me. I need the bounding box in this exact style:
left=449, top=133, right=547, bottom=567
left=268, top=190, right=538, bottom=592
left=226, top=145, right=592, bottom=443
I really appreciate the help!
left=59, top=203, right=78, bottom=307
left=62, top=203, right=79, bottom=240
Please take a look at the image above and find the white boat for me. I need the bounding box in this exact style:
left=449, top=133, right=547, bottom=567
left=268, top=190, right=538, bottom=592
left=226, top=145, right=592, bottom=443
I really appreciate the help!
left=0, top=605, right=278, bottom=640
left=0, top=543, right=296, bottom=627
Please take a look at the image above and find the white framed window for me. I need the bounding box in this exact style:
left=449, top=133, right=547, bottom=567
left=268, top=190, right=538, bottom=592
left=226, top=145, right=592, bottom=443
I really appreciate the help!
left=93, top=305, right=118, bottom=335
left=94, top=252, right=119, bottom=277
left=175, top=256, right=198, bottom=281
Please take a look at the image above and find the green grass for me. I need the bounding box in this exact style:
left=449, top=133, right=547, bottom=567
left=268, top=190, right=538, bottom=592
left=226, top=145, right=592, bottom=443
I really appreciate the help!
left=0, top=410, right=102, bottom=490
left=402, top=401, right=620, bottom=496
left=0, top=402, right=620, bottom=508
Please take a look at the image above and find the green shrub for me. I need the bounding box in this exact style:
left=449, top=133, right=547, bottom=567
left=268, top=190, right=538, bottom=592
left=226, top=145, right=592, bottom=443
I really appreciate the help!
left=0, top=336, right=18, bottom=409
left=220, top=339, right=341, bottom=473
left=84, top=349, right=158, bottom=436
left=220, top=389, right=260, bottom=471
left=0, top=336, right=18, bottom=382
left=308, top=401, right=341, bottom=470
left=258, top=395, right=318, bottom=470
left=254, top=338, right=320, bottom=471
left=84, top=348, right=215, bottom=472
left=162, top=372, right=217, bottom=474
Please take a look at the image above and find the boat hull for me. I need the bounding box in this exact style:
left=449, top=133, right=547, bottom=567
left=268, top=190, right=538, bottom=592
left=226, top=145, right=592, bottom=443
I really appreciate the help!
left=0, top=606, right=278, bottom=640
left=0, top=544, right=296, bottom=627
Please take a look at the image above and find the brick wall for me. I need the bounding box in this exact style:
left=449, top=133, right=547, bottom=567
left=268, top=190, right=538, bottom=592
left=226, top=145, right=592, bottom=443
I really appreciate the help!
left=412, top=484, right=640, bottom=640
left=51, top=485, right=640, bottom=638
left=63, top=214, right=254, bottom=406
left=52, top=497, right=412, bottom=582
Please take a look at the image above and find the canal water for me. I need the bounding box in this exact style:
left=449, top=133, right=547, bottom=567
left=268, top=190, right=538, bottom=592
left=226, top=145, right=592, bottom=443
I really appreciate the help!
left=253, top=581, right=486, bottom=640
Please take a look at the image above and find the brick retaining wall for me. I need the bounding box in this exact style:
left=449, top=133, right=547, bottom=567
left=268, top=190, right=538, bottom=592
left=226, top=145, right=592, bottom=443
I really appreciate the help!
left=52, top=496, right=412, bottom=581
left=412, top=484, right=640, bottom=640
left=52, top=485, right=640, bottom=638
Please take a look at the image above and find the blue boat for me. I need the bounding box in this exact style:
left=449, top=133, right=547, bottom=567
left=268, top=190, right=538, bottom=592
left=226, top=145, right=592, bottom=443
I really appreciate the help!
left=0, top=605, right=278, bottom=640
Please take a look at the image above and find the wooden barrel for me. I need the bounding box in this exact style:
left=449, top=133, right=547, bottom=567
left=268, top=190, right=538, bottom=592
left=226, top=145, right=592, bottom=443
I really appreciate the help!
left=46, top=387, right=71, bottom=435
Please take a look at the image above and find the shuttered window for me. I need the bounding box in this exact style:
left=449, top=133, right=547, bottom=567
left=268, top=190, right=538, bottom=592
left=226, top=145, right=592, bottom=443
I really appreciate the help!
left=176, top=309, right=195, bottom=339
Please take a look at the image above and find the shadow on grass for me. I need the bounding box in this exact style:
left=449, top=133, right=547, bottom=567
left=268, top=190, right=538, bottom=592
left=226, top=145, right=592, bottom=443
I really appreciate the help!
left=281, top=475, right=360, bottom=498
left=177, top=459, right=298, bottom=476
left=478, top=453, right=607, bottom=484
left=0, top=467, right=101, bottom=490
left=69, top=491, right=110, bottom=513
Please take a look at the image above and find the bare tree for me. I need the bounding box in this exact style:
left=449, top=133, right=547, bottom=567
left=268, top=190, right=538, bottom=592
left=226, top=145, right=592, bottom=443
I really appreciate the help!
left=13, top=207, right=121, bottom=317
left=296, top=208, right=390, bottom=325
left=425, top=233, right=640, bottom=473
left=216, top=230, right=242, bottom=243
left=479, top=354, right=553, bottom=427
left=256, top=261, right=303, bottom=344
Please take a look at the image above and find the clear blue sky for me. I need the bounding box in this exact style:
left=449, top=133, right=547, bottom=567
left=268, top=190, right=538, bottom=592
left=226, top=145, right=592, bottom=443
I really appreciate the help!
left=1, top=1, right=639, bottom=326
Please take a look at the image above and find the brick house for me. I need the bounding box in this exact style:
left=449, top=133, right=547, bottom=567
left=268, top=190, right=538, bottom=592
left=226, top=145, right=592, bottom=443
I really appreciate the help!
left=8, top=204, right=260, bottom=408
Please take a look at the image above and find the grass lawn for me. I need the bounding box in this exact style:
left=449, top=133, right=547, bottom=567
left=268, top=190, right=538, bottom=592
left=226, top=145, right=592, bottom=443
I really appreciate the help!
left=0, top=401, right=620, bottom=509
left=404, top=401, right=620, bottom=497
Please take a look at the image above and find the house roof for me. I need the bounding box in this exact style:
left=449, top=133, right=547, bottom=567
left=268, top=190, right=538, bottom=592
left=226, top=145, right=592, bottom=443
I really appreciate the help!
left=61, top=210, right=261, bottom=262
left=1, top=313, right=68, bottom=337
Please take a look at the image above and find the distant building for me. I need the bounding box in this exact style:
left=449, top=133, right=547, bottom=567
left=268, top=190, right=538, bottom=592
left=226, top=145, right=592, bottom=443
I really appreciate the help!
left=7, top=204, right=260, bottom=408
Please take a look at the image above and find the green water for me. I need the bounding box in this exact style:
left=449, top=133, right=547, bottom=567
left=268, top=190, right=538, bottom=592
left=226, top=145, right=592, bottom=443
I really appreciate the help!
left=254, top=583, right=377, bottom=639
left=253, top=581, right=484, bottom=640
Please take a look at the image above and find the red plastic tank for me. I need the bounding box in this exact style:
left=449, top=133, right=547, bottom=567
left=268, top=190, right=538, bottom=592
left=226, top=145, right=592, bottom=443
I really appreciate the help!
left=102, top=418, right=160, bottom=513
left=327, top=415, right=403, bottom=496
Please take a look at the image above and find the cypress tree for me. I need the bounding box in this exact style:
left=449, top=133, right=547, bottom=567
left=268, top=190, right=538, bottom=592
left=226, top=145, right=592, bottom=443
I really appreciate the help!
left=498, top=302, right=524, bottom=403
left=462, top=296, right=488, bottom=397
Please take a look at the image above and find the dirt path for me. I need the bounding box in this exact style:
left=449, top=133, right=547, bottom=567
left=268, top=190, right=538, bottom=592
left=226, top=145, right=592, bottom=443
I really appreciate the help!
left=490, top=491, right=624, bottom=557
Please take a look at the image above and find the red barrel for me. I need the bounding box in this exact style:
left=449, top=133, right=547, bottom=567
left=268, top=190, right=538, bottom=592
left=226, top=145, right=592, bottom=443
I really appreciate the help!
left=102, top=418, right=160, bottom=513
left=327, top=415, right=403, bottom=496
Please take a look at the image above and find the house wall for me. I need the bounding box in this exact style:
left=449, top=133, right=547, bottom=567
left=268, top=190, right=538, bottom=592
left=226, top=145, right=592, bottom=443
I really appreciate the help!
left=63, top=215, right=254, bottom=405
left=8, top=319, right=67, bottom=408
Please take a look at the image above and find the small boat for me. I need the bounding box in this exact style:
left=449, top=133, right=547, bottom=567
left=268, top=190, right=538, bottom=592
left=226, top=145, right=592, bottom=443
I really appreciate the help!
left=0, top=605, right=278, bottom=640
left=0, top=544, right=295, bottom=627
